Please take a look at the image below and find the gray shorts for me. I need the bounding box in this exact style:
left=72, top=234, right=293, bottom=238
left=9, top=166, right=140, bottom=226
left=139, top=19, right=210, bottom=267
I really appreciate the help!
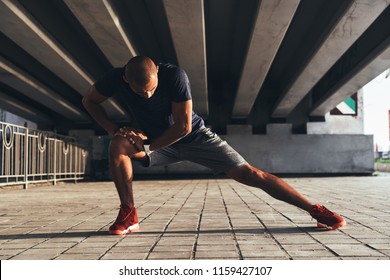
left=147, top=126, right=247, bottom=174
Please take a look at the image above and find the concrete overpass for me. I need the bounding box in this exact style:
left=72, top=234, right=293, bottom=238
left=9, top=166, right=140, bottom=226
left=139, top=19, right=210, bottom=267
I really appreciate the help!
left=1, top=0, right=389, bottom=174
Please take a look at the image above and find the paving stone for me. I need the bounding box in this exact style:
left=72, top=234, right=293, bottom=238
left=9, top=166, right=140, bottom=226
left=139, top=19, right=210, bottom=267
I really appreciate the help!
left=340, top=256, right=390, bottom=260
left=116, top=238, right=157, bottom=247
left=28, top=246, right=67, bottom=253
left=366, top=243, right=390, bottom=250
left=32, top=242, right=78, bottom=249
left=54, top=253, right=103, bottom=260
left=9, top=247, right=67, bottom=259
left=291, top=256, right=341, bottom=260
left=100, top=252, right=147, bottom=260
left=288, top=249, right=336, bottom=257
left=376, top=249, right=390, bottom=257
left=64, top=246, right=109, bottom=254
left=195, top=250, right=238, bottom=259
left=10, top=253, right=58, bottom=260
left=156, top=237, right=195, bottom=246
left=241, top=249, right=289, bottom=258
left=40, top=237, right=87, bottom=243
left=107, top=246, right=151, bottom=254
left=275, top=237, right=319, bottom=245
left=325, top=244, right=386, bottom=257
left=0, top=248, right=26, bottom=256
left=152, top=245, right=193, bottom=252
left=147, top=251, right=192, bottom=259
left=0, top=176, right=389, bottom=260
left=238, top=244, right=282, bottom=251
left=76, top=241, right=116, bottom=249
left=196, top=244, right=236, bottom=251
left=244, top=256, right=290, bottom=260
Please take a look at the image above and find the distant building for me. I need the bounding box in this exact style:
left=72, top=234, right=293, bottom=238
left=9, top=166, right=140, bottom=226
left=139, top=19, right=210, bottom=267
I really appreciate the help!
left=0, top=109, right=37, bottom=130
left=362, top=69, right=390, bottom=153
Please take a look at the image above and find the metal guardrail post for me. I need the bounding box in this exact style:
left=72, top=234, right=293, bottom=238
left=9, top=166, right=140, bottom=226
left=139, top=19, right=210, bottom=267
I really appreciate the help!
left=53, top=138, right=57, bottom=186
left=74, top=146, right=78, bottom=184
left=24, top=126, right=28, bottom=189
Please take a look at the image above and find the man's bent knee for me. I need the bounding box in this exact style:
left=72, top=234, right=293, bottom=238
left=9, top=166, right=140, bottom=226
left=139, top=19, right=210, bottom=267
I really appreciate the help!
left=109, top=135, right=140, bottom=157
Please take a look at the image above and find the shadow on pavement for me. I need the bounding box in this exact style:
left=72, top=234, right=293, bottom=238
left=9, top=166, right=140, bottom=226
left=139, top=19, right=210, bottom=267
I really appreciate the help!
left=0, top=226, right=319, bottom=240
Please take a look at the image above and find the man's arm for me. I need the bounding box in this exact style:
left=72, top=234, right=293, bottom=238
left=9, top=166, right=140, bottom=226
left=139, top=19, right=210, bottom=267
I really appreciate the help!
left=149, top=100, right=192, bottom=151
left=83, top=85, right=148, bottom=153
left=82, top=85, right=120, bottom=136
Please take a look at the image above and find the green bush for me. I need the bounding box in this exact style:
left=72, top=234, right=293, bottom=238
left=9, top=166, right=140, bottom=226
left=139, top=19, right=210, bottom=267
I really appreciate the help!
left=375, top=158, right=390, bottom=164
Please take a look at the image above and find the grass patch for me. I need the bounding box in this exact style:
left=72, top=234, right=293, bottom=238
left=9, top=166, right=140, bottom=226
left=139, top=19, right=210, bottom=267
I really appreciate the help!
left=375, top=158, right=390, bottom=164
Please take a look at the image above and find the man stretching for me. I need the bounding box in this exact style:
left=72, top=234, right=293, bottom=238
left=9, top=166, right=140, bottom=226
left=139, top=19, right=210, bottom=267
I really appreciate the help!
left=82, top=56, right=346, bottom=235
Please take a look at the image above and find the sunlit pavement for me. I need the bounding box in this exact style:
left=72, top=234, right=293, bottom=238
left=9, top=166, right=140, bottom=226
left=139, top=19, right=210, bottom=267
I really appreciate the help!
left=1, top=174, right=389, bottom=260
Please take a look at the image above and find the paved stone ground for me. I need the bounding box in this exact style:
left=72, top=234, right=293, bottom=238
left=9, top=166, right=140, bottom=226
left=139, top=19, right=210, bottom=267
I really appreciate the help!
left=1, top=174, right=390, bottom=260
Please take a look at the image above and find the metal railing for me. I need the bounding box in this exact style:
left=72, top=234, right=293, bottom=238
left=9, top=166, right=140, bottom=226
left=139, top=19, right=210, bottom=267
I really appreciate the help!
left=0, top=121, right=88, bottom=188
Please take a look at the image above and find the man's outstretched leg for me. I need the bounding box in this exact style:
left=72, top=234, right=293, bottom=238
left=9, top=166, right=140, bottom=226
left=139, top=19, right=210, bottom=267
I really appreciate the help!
left=226, top=164, right=346, bottom=230
left=108, top=136, right=143, bottom=235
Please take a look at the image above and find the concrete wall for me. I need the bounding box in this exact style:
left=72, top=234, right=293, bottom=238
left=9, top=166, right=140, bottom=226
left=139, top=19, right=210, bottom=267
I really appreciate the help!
left=307, top=90, right=364, bottom=135
left=133, top=124, right=375, bottom=175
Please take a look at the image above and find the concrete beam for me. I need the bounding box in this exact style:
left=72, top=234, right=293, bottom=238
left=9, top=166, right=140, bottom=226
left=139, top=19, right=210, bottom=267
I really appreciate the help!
left=0, top=0, right=126, bottom=120
left=135, top=131, right=374, bottom=174
left=233, top=0, right=300, bottom=117
left=272, top=0, right=390, bottom=118
left=310, top=44, right=390, bottom=116
left=0, top=0, right=92, bottom=93
left=0, top=90, right=52, bottom=124
left=163, top=0, right=208, bottom=116
left=0, top=58, right=87, bottom=121
left=64, top=0, right=137, bottom=67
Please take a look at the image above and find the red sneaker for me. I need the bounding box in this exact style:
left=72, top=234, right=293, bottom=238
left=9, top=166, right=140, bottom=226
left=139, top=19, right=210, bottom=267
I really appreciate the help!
left=310, top=204, right=346, bottom=230
left=109, top=204, right=140, bottom=235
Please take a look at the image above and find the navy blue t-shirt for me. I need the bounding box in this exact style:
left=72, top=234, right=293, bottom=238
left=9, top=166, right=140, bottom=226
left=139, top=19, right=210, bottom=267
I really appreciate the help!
left=94, top=63, right=204, bottom=143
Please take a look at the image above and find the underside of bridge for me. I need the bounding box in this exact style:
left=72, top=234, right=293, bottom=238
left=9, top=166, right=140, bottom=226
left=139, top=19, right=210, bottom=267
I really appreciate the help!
left=1, top=0, right=390, bottom=136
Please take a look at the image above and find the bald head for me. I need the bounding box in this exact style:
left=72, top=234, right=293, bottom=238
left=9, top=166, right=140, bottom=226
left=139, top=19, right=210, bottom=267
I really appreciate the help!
left=125, top=56, right=158, bottom=86
left=124, top=56, right=159, bottom=99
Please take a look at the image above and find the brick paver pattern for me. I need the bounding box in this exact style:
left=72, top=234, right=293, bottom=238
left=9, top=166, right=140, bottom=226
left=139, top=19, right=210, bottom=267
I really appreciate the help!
left=1, top=176, right=389, bottom=260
